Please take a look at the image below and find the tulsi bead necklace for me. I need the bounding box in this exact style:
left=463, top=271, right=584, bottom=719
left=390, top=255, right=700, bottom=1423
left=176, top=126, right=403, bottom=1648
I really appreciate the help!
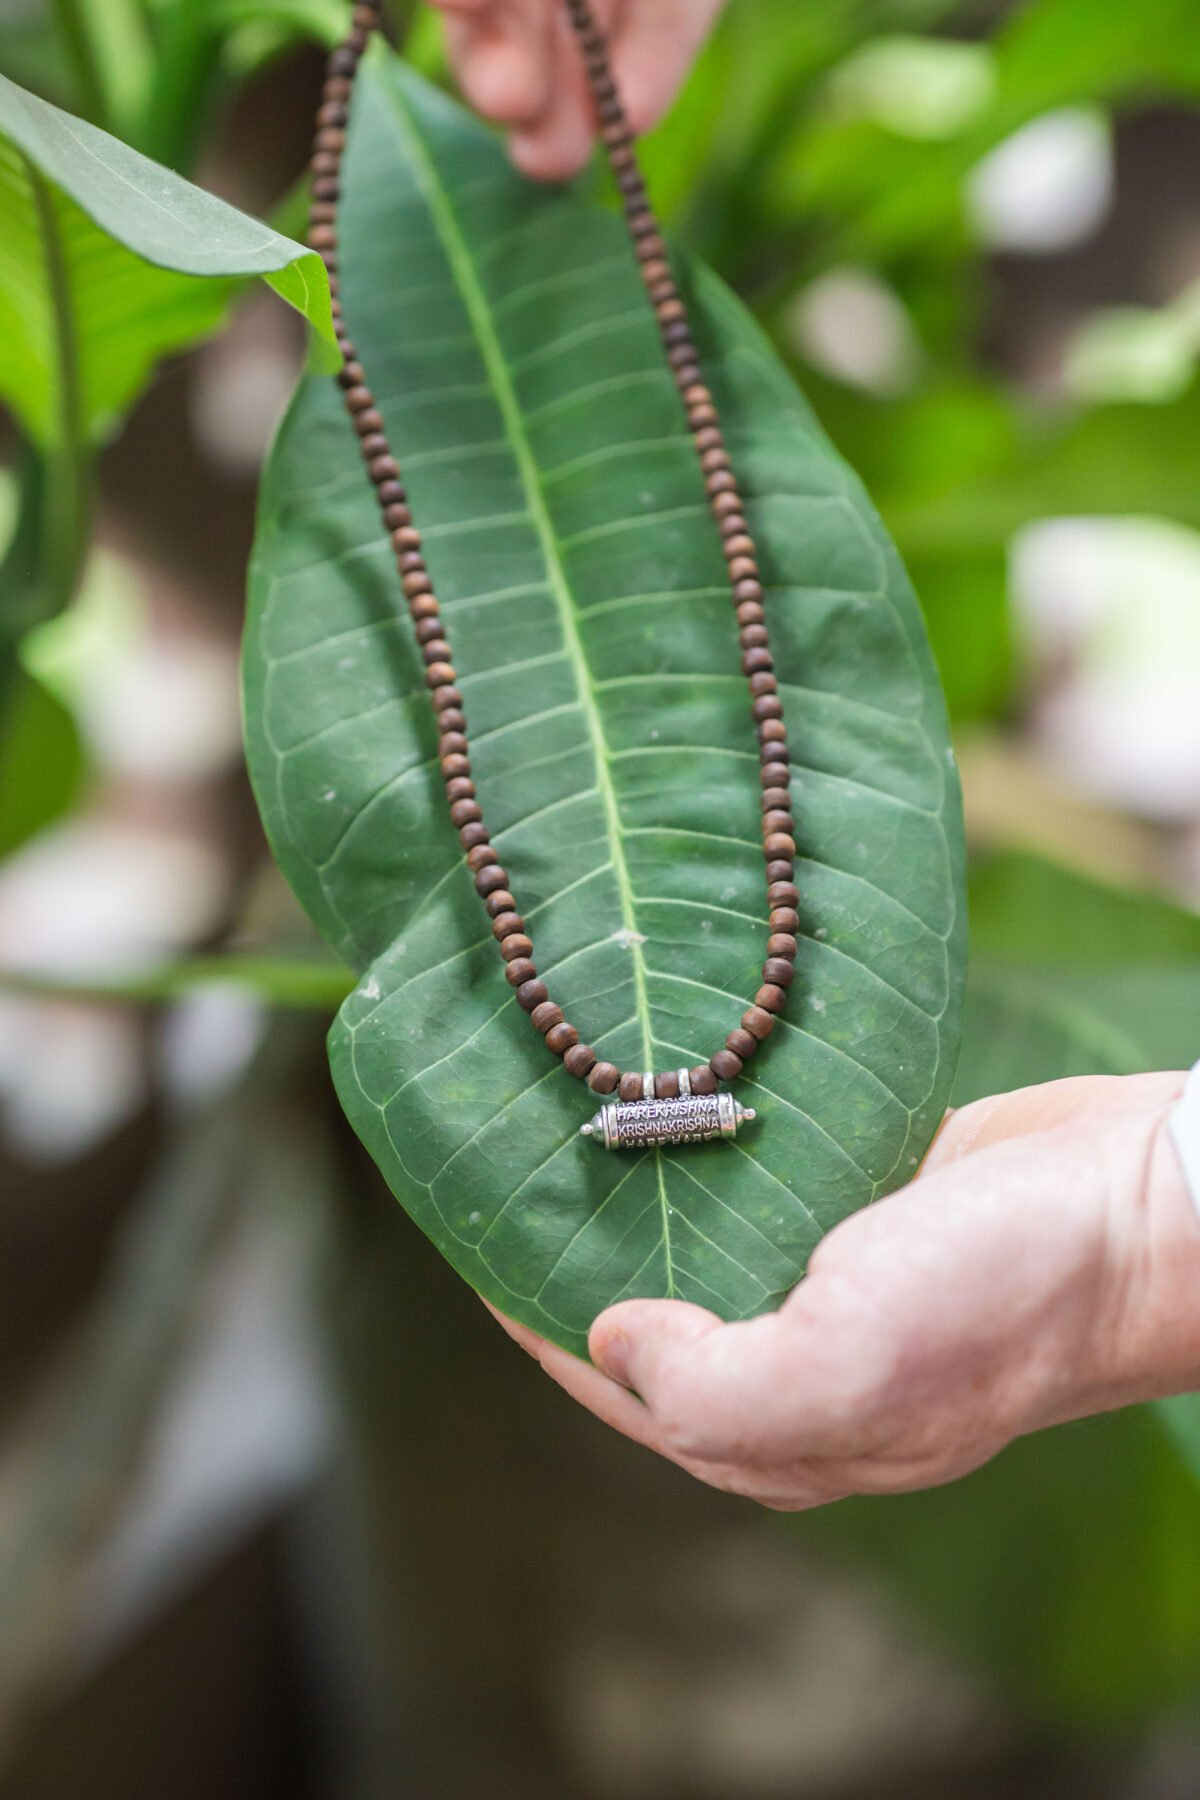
left=309, top=0, right=799, bottom=1150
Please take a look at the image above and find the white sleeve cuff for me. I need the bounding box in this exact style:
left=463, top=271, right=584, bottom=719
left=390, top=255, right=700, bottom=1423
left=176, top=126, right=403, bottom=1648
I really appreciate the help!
left=1169, top=1062, right=1200, bottom=1218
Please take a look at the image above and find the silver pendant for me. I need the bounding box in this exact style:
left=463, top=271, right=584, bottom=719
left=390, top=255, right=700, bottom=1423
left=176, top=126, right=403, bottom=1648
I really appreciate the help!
left=580, top=1068, right=756, bottom=1150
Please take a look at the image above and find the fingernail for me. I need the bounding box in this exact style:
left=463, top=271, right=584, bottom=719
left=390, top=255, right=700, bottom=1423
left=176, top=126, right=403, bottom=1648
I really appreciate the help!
left=594, top=1330, right=630, bottom=1385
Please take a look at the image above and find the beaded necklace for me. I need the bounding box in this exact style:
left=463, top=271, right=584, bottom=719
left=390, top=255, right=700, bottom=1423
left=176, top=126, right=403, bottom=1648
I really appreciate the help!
left=307, top=0, right=798, bottom=1150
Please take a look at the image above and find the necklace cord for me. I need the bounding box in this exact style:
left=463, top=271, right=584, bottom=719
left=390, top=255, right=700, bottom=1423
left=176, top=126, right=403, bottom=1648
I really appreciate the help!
left=306, top=0, right=799, bottom=1103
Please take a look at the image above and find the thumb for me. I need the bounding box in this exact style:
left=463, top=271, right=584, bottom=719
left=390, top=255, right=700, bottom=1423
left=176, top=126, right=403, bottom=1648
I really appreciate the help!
left=590, top=1298, right=721, bottom=1389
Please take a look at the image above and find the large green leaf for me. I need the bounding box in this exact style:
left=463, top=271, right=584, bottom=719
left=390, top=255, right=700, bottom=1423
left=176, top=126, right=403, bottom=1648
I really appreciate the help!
left=244, top=56, right=966, bottom=1356
left=0, top=67, right=333, bottom=450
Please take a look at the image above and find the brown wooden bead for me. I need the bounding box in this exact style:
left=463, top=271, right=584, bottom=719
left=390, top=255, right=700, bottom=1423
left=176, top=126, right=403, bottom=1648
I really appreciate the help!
left=337, top=360, right=364, bottom=387
left=740, top=625, right=769, bottom=650
left=726, top=1028, right=757, bottom=1060
left=706, top=469, right=736, bottom=497
left=391, top=519, right=419, bottom=544
left=404, top=571, right=433, bottom=598
left=442, top=751, right=471, bottom=779
left=312, top=176, right=339, bottom=201
left=546, top=1021, right=578, bottom=1055
left=438, top=708, right=466, bottom=733
left=762, top=809, right=793, bottom=835
left=344, top=384, right=373, bottom=412
left=749, top=670, right=777, bottom=695
left=485, top=890, right=516, bottom=917
left=476, top=866, right=509, bottom=897
left=414, top=619, right=442, bottom=646
left=738, top=603, right=766, bottom=629
left=734, top=578, right=764, bottom=604
left=742, top=647, right=773, bottom=676
left=674, top=363, right=701, bottom=390
left=768, top=880, right=800, bottom=907
left=424, top=641, right=454, bottom=666
left=710, top=1049, right=743, bottom=1082
left=766, top=859, right=793, bottom=884
left=317, top=101, right=348, bottom=128
left=767, top=933, right=798, bottom=960
left=411, top=594, right=439, bottom=621
left=761, top=761, right=790, bottom=788
left=432, top=687, right=463, bottom=712
left=689, top=1065, right=718, bottom=1095
left=718, top=512, right=747, bottom=537
left=505, top=957, right=538, bottom=988
left=770, top=906, right=800, bottom=934
left=753, top=696, right=783, bottom=723
left=517, top=979, right=548, bottom=1011
left=445, top=776, right=475, bottom=802
left=368, top=453, right=399, bottom=484
left=763, top=957, right=794, bottom=988
left=467, top=846, right=498, bottom=873
left=759, top=718, right=787, bottom=744
left=491, top=911, right=523, bottom=940
left=655, top=1072, right=680, bottom=1099
left=728, top=555, right=757, bottom=582
left=323, top=74, right=352, bottom=101
left=311, top=150, right=340, bottom=178
left=701, top=447, right=730, bottom=475
left=564, top=1043, right=598, bottom=1078
left=308, top=223, right=336, bottom=251
left=742, top=1005, right=776, bottom=1040
left=761, top=788, right=790, bottom=813
left=641, top=257, right=669, bottom=285
left=316, top=127, right=346, bottom=153
left=359, top=432, right=388, bottom=461
left=378, top=479, right=405, bottom=507
left=755, top=983, right=787, bottom=1013
left=712, top=492, right=741, bottom=517
left=449, top=796, right=481, bottom=827
left=460, top=822, right=489, bottom=851
left=588, top=1062, right=620, bottom=1095
left=724, top=533, right=755, bottom=559
left=501, top=933, right=534, bottom=961
left=618, top=1071, right=644, bottom=1102
left=441, top=731, right=468, bottom=757
left=531, top=1001, right=564, bottom=1033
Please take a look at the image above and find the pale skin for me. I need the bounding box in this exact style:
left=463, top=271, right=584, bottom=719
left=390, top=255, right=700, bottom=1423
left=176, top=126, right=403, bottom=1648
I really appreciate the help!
left=433, top=5, right=1200, bottom=1507
left=427, top=0, right=728, bottom=179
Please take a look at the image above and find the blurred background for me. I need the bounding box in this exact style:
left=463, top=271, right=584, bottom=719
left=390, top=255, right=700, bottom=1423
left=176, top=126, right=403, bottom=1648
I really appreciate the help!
left=3, top=0, right=1200, bottom=1793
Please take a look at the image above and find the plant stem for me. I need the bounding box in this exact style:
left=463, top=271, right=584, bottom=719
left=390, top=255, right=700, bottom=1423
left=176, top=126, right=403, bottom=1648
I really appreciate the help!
left=0, top=954, right=356, bottom=1011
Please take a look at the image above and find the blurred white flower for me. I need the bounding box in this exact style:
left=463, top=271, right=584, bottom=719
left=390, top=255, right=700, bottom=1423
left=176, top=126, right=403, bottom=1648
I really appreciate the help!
left=1011, top=517, right=1200, bottom=820
left=969, top=109, right=1113, bottom=253
left=0, top=820, right=226, bottom=978
left=0, top=999, right=145, bottom=1163
left=790, top=268, right=922, bottom=394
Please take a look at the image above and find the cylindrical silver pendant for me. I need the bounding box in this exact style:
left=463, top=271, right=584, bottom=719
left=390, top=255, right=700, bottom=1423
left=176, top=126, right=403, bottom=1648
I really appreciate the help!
left=581, top=1088, right=756, bottom=1150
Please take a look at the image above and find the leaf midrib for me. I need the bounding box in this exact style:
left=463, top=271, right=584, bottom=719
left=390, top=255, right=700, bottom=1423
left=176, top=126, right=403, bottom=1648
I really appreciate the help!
left=377, top=73, right=676, bottom=1294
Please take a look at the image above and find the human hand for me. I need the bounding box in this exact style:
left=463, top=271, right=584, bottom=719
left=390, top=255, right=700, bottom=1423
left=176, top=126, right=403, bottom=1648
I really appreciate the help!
left=490, top=1072, right=1200, bottom=1508
left=426, top=0, right=728, bottom=179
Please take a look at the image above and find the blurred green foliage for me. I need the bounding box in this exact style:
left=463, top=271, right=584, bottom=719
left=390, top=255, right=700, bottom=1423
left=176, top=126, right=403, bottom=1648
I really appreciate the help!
left=2, top=0, right=1200, bottom=1758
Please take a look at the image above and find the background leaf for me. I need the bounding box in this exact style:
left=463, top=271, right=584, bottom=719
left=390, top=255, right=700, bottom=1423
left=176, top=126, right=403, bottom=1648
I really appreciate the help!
left=244, top=56, right=966, bottom=1357
left=0, top=67, right=333, bottom=451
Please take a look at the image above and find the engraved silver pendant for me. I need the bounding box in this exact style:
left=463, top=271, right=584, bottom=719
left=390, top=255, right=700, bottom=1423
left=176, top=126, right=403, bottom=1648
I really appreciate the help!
left=580, top=1068, right=756, bottom=1150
